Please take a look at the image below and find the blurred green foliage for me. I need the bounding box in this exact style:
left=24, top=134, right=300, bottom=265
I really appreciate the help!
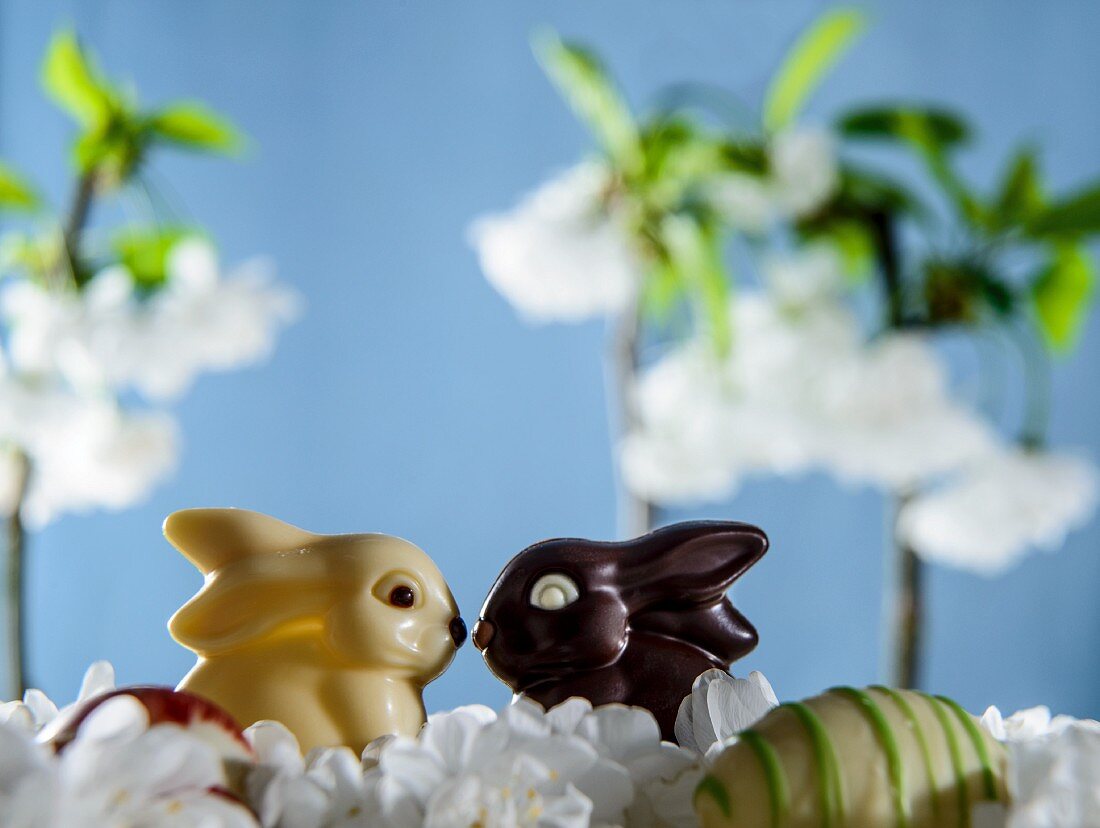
left=1, top=29, right=242, bottom=292
left=539, top=7, right=1100, bottom=361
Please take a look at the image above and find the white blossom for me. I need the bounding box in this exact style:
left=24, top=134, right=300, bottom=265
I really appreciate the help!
left=898, top=448, right=1100, bottom=576
left=535, top=698, right=700, bottom=826
left=706, top=127, right=839, bottom=233
left=769, top=127, right=839, bottom=218
left=245, top=720, right=397, bottom=828
left=619, top=344, right=746, bottom=504
left=0, top=376, right=178, bottom=528
left=0, top=694, right=256, bottom=827
left=7, top=663, right=1100, bottom=828
left=2, top=239, right=300, bottom=401
left=245, top=697, right=698, bottom=828
left=469, top=161, right=641, bottom=323
left=621, top=294, right=854, bottom=503
left=762, top=244, right=845, bottom=310
left=814, top=333, right=996, bottom=490
left=705, top=173, right=775, bottom=234
left=127, top=240, right=300, bottom=399
left=378, top=704, right=597, bottom=828
left=622, top=290, right=992, bottom=504
left=674, top=670, right=779, bottom=760
left=0, top=661, right=115, bottom=735
left=979, top=706, right=1100, bottom=827
left=0, top=236, right=296, bottom=527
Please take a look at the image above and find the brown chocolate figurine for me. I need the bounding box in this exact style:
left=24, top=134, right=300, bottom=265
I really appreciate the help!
left=473, top=521, right=767, bottom=740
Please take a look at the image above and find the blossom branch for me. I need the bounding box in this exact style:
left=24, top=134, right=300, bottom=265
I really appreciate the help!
left=608, top=297, right=654, bottom=538
left=4, top=451, right=30, bottom=700
left=62, top=170, right=96, bottom=279
left=889, top=490, right=924, bottom=689
left=1005, top=322, right=1053, bottom=449
left=5, top=167, right=100, bottom=699
left=870, top=207, right=926, bottom=689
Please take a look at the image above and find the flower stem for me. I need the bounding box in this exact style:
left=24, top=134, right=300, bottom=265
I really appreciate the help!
left=4, top=451, right=30, bottom=700
left=608, top=296, right=655, bottom=539
left=63, top=170, right=97, bottom=280
left=889, top=492, right=924, bottom=688
left=4, top=169, right=98, bottom=698
left=1005, top=322, right=1051, bottom=449
left=867, top=208, right=905, bottom=328
left=869, top=208, right=926, bottom=688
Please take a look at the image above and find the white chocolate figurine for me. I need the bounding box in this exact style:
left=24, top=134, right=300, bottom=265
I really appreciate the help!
left=166, top=508, right=465, bottom=753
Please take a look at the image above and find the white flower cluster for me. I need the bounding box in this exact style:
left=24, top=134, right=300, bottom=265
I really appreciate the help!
left=473, top=126, right=1099, bottom=575
left=978, top=704, right=1100, bottom=828
left=620, top=273, right=993, bottom=502
left=674, top=669, right=779, bottom=760
left=468, top=160, right=641, bottom=324
left=4, top=664, right=1099, bottom=828
left=898, top=448, right=1099, bottom=576
left=249, top=697, right=700, bottom=828
left=0, top=374, right=178, bottom=527
left=3, top=240, right=300, bottom=401
left=621, top=245, right=1099, bottom=574
left=706, top=127, right=838, bottom=233
left=468, top=128, right=838, bottom=326
left=0, top=662, right=255, bottom=826
left=0, top=663, right=702, bottom=827
left=0, top=238, right=299, bottom=526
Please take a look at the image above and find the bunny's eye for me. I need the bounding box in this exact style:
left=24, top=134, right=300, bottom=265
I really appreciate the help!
left=389, top=585, right=416, bottom=608
left=529, top=573, right=580, bottom=611
left=373, top=572, right=422, bottom=609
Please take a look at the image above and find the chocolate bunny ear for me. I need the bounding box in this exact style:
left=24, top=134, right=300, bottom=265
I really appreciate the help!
left=623, top=521, right=767, bottom=608
left=170, top=575, right=333, bottom=655
left=166, top=508, right=331, bottom=655
left=165, top=508, right=320, bottom=574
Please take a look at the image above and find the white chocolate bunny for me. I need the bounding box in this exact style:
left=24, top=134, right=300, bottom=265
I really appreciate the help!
left=166, top=508, right=465, bottom=753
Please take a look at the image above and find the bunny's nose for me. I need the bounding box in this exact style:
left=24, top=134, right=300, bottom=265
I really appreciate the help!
left=449, top=616, right=467, bottom=648
left=472, top=619, right=495, bottom=651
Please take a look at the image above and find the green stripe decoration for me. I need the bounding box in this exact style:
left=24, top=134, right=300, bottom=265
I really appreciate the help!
left=783, top=702, right=845, bottom=828
left=741, top=729, right=790, bottom=828
left=831, top=687, right=910, bottom=828
left=935, top=695, right=1000, bottom=802
left=695, top=774, right=732, bottom=820
left=872, top=686, right=940, bottom=820
left=920, top=693, right=970, bottom=828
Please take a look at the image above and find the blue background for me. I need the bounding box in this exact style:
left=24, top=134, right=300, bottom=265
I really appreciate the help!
left=1, top=1, right=1097, bottom=720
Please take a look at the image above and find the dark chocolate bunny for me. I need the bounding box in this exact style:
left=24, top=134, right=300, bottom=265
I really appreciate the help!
left=473, top=521, right=767, bottom=740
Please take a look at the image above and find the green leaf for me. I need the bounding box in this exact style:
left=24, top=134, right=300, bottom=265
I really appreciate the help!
left=661, top=215, right=731, bottom=354
left=763, top=7, right=866, bottom=133
left=639, top=119, right=728, bottom=206
left=148, top=102, right=242, bottom=154
left=534, top=30, right=642, bottom=174
left=1032, top=243, right=1095, bottom=352
left=112, top=226, right=194, bottom=290
left=838, top=164, right=925, bottom=216
left=1026, top=183, right=1100, bottom=237
left=838, top=105, right=969, bottom=148
left=827, top=221, right=874, bottom=282
left=0, top=230, right=66, bottom=282
left=993, top=147, right=1042, bottom=227
left=72, top=120, right=149, bottom=182
left=642, top=255, right=687, bottom=320
left=921, top=258, right=1016, bottom=324
left=721, top=138, right=769, bottom=176
left=40, top=29, right=112, bottom=127
left=0, top=163, right=39, bottom=211
left=840, top=106, right=981, bottom=224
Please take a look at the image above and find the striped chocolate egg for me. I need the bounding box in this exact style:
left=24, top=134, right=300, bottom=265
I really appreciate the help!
left=695, top=686, right=1009, bottom=828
